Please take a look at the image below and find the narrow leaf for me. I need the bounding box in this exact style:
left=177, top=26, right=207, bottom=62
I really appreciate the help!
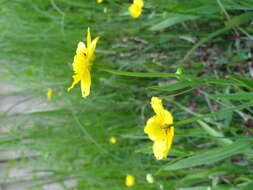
left=150, top=14, right=199, bottom=31
left=95, top=66, right=179, bottom=78
left=227, top=75, right=253, bottom=89
left=174, top=101, right=253, bottom=126
left=149, top=80, right=196, bottom=92
left=210, top=92, right=253, bottom=100
left=163, top=141, right=251, bottom=171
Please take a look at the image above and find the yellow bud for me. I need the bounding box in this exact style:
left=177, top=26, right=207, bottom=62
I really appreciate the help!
left=146, top=173, right=154, bottom=184
left=47, top=88, right=52, bottom=100
left=125, top=174, right=135, bottom=187
left=109, top=136, right=117, bottom=144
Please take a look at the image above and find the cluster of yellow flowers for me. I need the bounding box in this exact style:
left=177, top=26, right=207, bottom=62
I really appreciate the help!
left=43, top=0, right=171, bottom=184
left=63, top=28, right=175, bottom=187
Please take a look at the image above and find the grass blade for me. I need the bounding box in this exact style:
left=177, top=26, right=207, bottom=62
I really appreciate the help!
left=162, top=141, right=251, bottom=171
left=227, top=75, right=253, bottom=90
left=150, top=14, right=199, bottom=31
left=174, top=101, right=253, bottom=126
left=210, top=92, right=253, bottom=100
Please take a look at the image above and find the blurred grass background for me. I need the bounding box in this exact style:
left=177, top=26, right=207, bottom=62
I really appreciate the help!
left=0, top=0, right=253, bottom=189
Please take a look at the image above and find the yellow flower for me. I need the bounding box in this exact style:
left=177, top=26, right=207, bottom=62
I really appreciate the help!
left=109, top=136, right=117, bottom=144
left=97, top=0, right=103, bottom=3
left=67, top=28, right=99, bottom=98
left=47, top=88, right=52, bottom=100
left=144, top=97, right=174, bottom=160
left=128, top=0, right=144, bottom=18
left=125, top=174, right=135, bottom=187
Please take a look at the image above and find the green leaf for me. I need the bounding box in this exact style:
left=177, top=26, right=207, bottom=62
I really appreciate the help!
left=163, top=141, right=251, bottom=171
left=197, top=120, right=233, bottom=145
left=96, top=66, right=243, bottom=87
left=242, top=181, right=253, bottom=190
left=149, top=78, right=242, bottom=92
left=150, top=14, right=199, bottom=31
left=95, top=65, right=178, bottom=78
left=227, top=75, right=253, bottom=90
left=149, top=80, right=197, bottom=92
left=210, top=92, right=253, bottom=100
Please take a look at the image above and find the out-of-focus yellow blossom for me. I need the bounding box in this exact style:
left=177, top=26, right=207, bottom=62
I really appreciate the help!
left=146, top=173, right=154, bottom=184
left=125, top=174, right=135, bottom=187
left=128, top=0, right=144, bottom=18
left=47, top=88, right=52, bottom=100
left=144, top=97, right=174, bottom=160
left=68, top=28, right=99, bottom=98
left=97, top=0, right=103, bottom=3
left=109, top=136, right=117, bottom=144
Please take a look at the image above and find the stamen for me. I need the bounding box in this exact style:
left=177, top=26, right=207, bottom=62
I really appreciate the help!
left=161, top=124, right=173, bottom=129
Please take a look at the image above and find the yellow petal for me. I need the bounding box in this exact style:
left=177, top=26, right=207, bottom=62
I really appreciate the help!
left=87, top=37, right=100, bottom=59
left=153, top=140, right=167, bottom=160
left=73, top=56, right=87, bottom=74
left=151, top=97, right=173, bottom=125
left=153, top=126, right=174, bottom=160
left=151, top=97, right=164, bottom=116
left=134, top=0, right=144, bottom=8
left=144, top=116, right=164, bottom=141
left=68, top=74, right=82, bottom=91
left=76, top=42, right=86, bottom=54
left=87, top=28, right=91, bottom=48
left=164, top=110, right=173, bottom=125
left=128, top=4, right=142, bottom=18
left=81, top=69, right=91, bottom=98
left=166, top=126, right=174, bottom=155
left=97, top=0, right=103, bottom=3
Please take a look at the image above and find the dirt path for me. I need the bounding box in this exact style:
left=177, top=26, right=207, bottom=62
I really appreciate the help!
left=0, top=82, right=75, bottom=190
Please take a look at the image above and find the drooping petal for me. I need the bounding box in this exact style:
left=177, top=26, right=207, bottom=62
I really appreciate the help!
left=165, top=126, right=174, bottom=156
left=151, top=97, right=165, bottom=117
left=68, top=74, right=82, bottom=91
left=80, top=69, right=91, bottom=98
left=153, top=140, right=167, bottom=160
left=87, top=37, right=100, bottom=59
left=144, top=116, right=164, bottom=141
left=152, top=126, right=174, bottom=160
left=87, top=28, right=91, bottom=48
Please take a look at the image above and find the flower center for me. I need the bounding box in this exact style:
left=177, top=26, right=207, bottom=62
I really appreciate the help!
left=161, top=124, right=173, bottom=129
